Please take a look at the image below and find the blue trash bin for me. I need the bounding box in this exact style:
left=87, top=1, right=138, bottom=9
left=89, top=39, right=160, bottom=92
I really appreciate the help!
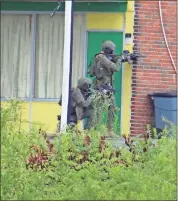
left=149, top=91, right=177, bottom=131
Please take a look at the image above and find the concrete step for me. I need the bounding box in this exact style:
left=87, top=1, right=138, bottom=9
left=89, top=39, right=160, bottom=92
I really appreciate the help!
left=106, top=138, right=128, bottom=149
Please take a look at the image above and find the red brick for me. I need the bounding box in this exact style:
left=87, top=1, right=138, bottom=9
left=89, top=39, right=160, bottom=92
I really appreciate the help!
left=131, top=1, right=177, bottom=137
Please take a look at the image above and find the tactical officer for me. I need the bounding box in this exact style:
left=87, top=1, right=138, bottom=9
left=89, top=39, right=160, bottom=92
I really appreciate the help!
left=92, top=40, right=122, bottom=88
left=57, top=77, right=94, bottom=132
left=90, top=40, right=123, bottom=137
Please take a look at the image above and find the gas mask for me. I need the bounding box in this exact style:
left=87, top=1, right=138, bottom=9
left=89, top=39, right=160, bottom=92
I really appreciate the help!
left=104, top=47, right=114, bottom=55
left=82, top=83, right=91, bottom=91
left=81, top=83, right=92, bottom=99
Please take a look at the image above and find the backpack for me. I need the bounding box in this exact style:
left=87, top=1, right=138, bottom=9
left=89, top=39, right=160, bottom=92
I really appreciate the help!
left=88, top=57, right=96, bottom=77
left=88, top=53, right=104, bottom=77
left=58, top=89, right=76, bottom=114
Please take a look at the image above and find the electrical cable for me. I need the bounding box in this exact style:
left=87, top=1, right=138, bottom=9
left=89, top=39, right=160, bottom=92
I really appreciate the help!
left=158, top=1, right=177, bottom=74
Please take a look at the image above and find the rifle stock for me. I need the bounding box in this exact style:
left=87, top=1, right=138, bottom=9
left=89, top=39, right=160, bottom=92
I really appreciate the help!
left=95, top=84, right=119, bottom=94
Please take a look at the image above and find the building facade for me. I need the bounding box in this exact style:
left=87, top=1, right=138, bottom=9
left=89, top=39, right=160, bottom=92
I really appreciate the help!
left=1, top=1, right=176, bottom=136
left=1, top=1, right=134, bottom=135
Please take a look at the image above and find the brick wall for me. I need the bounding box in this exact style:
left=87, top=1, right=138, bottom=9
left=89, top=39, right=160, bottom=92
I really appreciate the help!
left=131, top=0, right=177, bottom=136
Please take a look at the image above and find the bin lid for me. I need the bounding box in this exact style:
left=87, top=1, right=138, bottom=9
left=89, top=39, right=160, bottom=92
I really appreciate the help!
left=148, top=90, right=177, bottom=98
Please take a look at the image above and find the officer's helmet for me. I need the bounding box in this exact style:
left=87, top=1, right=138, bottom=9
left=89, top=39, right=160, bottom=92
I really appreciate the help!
left=102, top=40, right=116, bottom=54
left=77, top=77, right=92, bottom=90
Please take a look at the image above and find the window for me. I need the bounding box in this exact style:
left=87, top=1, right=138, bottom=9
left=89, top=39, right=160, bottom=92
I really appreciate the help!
left=35, top=14, right=64, bottom=99
left=1, top=14, right=32, bottom=98
left=1, top=13, right=86, bottom=99
left=35, top=14, right=86, bottom=99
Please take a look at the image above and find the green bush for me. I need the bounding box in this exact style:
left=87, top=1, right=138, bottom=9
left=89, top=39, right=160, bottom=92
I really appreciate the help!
left=1, top=100, right=177, bottom=200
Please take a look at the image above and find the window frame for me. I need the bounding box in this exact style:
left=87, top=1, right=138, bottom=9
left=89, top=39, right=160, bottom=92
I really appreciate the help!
left=1, top=11, right=87, bottom=102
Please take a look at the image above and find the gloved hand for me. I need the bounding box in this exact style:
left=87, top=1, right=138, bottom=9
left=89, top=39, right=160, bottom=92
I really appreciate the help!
left=121, top=56, right=133, bottom=64
left=127, top=58, right=133, bottom=64
left=111, top=55, right=121, bottom=63
left=86, top=96, right=93, bottom=106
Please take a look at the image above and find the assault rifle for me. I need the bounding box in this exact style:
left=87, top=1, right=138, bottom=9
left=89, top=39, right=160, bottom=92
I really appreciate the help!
left=108, top=50, right=146, bottom=64
left=81, top=89, right=92, bottom=100
left=95, top=84, right=119, bottom=95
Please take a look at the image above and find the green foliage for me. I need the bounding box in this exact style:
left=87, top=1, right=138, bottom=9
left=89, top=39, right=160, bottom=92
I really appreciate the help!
left=91, top=91, right=121, bottom=135
left=1, top=99, right=177, bottom=200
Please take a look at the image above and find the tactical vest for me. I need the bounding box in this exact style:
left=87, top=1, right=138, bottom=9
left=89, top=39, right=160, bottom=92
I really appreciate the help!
left=89, top=53, right=113, bottom=83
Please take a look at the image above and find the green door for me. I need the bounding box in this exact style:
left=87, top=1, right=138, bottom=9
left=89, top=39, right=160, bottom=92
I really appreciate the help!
left=87, top=32, right=123, bottom=134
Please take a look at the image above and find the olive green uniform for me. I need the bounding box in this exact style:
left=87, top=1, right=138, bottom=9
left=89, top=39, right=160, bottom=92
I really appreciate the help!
left=71, top=85, right=93, bottom=130
left=57, top=77, right=94, bottom=132
left=93, top=41, right=122, bottom=132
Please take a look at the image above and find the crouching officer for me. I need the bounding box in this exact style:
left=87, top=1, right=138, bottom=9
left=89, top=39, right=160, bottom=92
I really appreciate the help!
left=57, top=77, right=94, bottom=132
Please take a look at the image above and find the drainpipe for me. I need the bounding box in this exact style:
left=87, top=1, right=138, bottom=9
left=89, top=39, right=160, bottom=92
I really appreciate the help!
left=60, top=0, right=74, bottom=132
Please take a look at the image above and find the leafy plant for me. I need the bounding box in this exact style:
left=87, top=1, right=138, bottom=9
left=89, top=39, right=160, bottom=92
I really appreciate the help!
left=91, top=91, right=120, bottom=134
left=1, top=99, right=177, bottom=200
